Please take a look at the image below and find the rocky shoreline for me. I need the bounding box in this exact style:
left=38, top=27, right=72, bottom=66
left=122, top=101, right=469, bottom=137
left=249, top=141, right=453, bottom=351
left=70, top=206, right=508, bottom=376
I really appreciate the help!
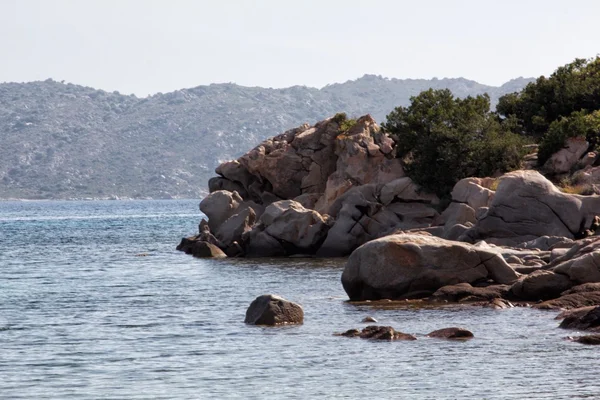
left=177, top=114, right=600, bottom=342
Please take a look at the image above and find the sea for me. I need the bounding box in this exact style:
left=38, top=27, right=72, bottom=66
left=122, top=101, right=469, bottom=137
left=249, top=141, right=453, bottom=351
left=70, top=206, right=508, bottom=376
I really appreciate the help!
left=0, top=199, right=598, bottom=399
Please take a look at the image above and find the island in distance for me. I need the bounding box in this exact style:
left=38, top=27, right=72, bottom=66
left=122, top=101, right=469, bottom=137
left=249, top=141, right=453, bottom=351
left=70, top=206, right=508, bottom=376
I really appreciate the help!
left=0, top=75, right=531, bottom=200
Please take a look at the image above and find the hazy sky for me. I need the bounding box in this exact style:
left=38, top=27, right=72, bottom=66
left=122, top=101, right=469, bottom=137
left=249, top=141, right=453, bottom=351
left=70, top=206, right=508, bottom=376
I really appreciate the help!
left=1, top=0, right=598, bottom=96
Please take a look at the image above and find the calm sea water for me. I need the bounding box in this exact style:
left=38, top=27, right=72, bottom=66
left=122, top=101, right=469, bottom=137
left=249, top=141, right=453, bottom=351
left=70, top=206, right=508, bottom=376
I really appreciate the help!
left=0, top=200, right=598, bottom=399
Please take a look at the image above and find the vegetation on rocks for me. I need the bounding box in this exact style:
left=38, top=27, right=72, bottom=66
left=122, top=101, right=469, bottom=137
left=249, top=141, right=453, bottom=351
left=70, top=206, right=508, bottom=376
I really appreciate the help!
left=383, top=89, right=527, bottom=197
left=497, top=57, right=600, bottom=165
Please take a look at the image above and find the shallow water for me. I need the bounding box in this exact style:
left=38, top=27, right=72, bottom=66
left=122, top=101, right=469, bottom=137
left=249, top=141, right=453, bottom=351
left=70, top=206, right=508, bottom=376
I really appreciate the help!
left=0, top=200, right=598, bottom=399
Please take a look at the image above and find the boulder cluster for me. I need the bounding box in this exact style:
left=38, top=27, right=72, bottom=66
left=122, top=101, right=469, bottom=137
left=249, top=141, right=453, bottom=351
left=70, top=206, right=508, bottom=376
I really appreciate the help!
left=178, top=114, right=600, bottom=319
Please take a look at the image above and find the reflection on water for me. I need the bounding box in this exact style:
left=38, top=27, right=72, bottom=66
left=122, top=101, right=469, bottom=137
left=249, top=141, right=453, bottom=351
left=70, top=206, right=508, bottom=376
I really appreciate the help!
left=0, top=200, right=597, bottom=399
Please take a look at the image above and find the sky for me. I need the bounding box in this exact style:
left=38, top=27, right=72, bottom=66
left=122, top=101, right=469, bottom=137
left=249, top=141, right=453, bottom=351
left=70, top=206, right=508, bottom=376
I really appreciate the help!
left=1, top=0, right=598, bottom=96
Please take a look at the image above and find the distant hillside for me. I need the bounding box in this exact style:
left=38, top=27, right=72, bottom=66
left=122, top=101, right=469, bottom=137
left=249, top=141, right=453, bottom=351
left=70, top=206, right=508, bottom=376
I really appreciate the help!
left=0, top=76, right=533, bottom=199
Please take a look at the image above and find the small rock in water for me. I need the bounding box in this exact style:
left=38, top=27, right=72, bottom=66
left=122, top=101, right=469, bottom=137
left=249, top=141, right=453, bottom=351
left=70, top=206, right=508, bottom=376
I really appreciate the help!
left=362, top=316, right=377, bottom=323
left=337, top=326, right=416, bottom=341
left=427, top=327, right=474, bottom=340
left=244, top=294, right=304, bottom=326
left=568, top=334, right=600, bottom=345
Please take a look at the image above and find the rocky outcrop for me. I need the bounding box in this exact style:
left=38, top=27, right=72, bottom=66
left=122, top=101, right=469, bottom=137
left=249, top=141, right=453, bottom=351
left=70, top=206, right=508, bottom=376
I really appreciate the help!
left=510, top=270, right=573, bottom=300
left=341, top=233, right=519, bottom=301
left=244, top=294, right=304, bottom=326
left=461, top=170, right=600, bottom=246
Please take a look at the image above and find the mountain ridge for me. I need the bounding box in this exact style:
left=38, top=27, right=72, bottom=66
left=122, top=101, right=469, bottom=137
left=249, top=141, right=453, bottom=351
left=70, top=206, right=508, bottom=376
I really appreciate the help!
left=0, top=75, right=533, bottom=200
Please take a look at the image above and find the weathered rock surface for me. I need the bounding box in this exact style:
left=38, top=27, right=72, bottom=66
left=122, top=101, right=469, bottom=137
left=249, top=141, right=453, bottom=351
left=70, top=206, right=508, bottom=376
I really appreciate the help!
left=427, top=327, right=474, bottom=340
left=510, top=270, right=573, bottom=301
left=462, top=170, right=600, bottom=246
left=242, top=200, right=331, bottom=257
left=341, top=233, right=519, bottom=301
left=543, top=136, right=589, bottom=175
left=244, top=294, right=304, bottom=326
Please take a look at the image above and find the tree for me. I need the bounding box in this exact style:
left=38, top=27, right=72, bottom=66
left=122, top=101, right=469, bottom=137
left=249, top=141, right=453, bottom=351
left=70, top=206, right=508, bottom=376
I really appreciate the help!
left=383, top=89, right=526, bottom=197
left=497, top=57, right=600, bottom=137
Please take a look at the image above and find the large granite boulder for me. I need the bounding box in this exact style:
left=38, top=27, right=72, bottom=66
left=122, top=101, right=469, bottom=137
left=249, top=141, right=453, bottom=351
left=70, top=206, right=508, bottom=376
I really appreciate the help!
left=341, top=233, right=519, bottom=301
left=244, top=294, right=304, bottom=326
left=243, top=200, right=330, bottom=256
left=510, top=270, right=573, bottom=300
left=462, top=170, right=600, bottom=246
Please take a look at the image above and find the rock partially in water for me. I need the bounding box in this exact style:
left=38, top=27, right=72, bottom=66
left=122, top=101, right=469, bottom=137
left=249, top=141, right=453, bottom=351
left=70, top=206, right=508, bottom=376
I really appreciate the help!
left=568, top=334, right=600, bottom=345
left=341, top=233, right=518, bottom=301
left=510, top=270, right=573, bottom=301
left=430, top=283, right=509, bottom=303
left=534, top=291, right=600, bottom=310
left=244, top=294, right=304, bottom=326
left=177, top=239, right=227, bottom=258
left=339, top=326, right=417, bottom=341
left=427, top=327, right=474, bottom=340
left=559, top=306, right=600, bottom=331
left=362, top=316, right=377, bottom=323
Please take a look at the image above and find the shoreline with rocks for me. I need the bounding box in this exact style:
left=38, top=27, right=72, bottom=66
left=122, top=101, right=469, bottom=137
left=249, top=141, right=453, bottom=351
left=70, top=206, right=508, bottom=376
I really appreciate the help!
left=177, top=113, right=600, bottom=344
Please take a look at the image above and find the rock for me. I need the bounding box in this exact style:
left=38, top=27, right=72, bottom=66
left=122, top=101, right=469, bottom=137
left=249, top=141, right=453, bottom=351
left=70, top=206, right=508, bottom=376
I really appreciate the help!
left=244, top=294, right=304, bottom=326
left=317, top=116, right=406, bottom=213
left=556, top=306, right=597, bottom=321
left=464, top=170, right=600, bottom=245
left=260, top=200, right=330, bottom=251
left=551, top=247, right=600, bottom=284
left=483, top=298, right=514, bottom=309
left=430, top=283, right=509, bottom=302
left=577, top=152, right=598, bottom=169
left=341, top=233, right=519, bottom=301
left=543, top=136, right=589, bottom=175
left=200, top=190, right=244, bottom=232
left=351, top=325, right=417, bottom=341
left=339, top=328, right=361, bottom=337
left=569, top=334, right=600, bottom=345
left=216, top=207, right=256, bottom=248
left=451, top=178, right=495, bottom=210
left=437, top=202, right=476, bottom=230
left=362, top=316, right=377, bottom=323
left=559, top=306, right=600, bottom=331
left=535, top=292, right=600, bottom=310
left=427, top=327, right=474, bottom=340
left=188, top=241, right=227, bottom=258
left=510, top=270, right=573, bottom=301
left=562, top=282, right=600, bottom=295
left=243, top=230, right=286, bottom=258
left=517, top=236, right=574, bottom=251
left=379, top=177, right=438, bottom=206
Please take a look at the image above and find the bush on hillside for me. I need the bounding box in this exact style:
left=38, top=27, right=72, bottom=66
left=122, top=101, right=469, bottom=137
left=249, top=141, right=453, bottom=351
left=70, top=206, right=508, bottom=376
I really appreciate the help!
left=383, top=89, right=527, bottom=197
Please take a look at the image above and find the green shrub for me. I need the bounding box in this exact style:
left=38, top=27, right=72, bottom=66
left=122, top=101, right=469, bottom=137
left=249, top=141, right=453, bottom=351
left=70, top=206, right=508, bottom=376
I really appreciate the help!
left=497, top=57, right=600, bottom=139
left=537, top=110, right=600, bottom=165
left=383, top=89, right=527, bottom=197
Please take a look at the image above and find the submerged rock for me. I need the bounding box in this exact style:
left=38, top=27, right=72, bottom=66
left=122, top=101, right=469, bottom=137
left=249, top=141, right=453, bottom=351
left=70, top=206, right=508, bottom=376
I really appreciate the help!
left=339, top=325, right=417, bottom=341
left=569, top=334, right=600, bottom=345
left=244, top=294, right=304, bottom=326
left=427, top=327, right=474, bottom=340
